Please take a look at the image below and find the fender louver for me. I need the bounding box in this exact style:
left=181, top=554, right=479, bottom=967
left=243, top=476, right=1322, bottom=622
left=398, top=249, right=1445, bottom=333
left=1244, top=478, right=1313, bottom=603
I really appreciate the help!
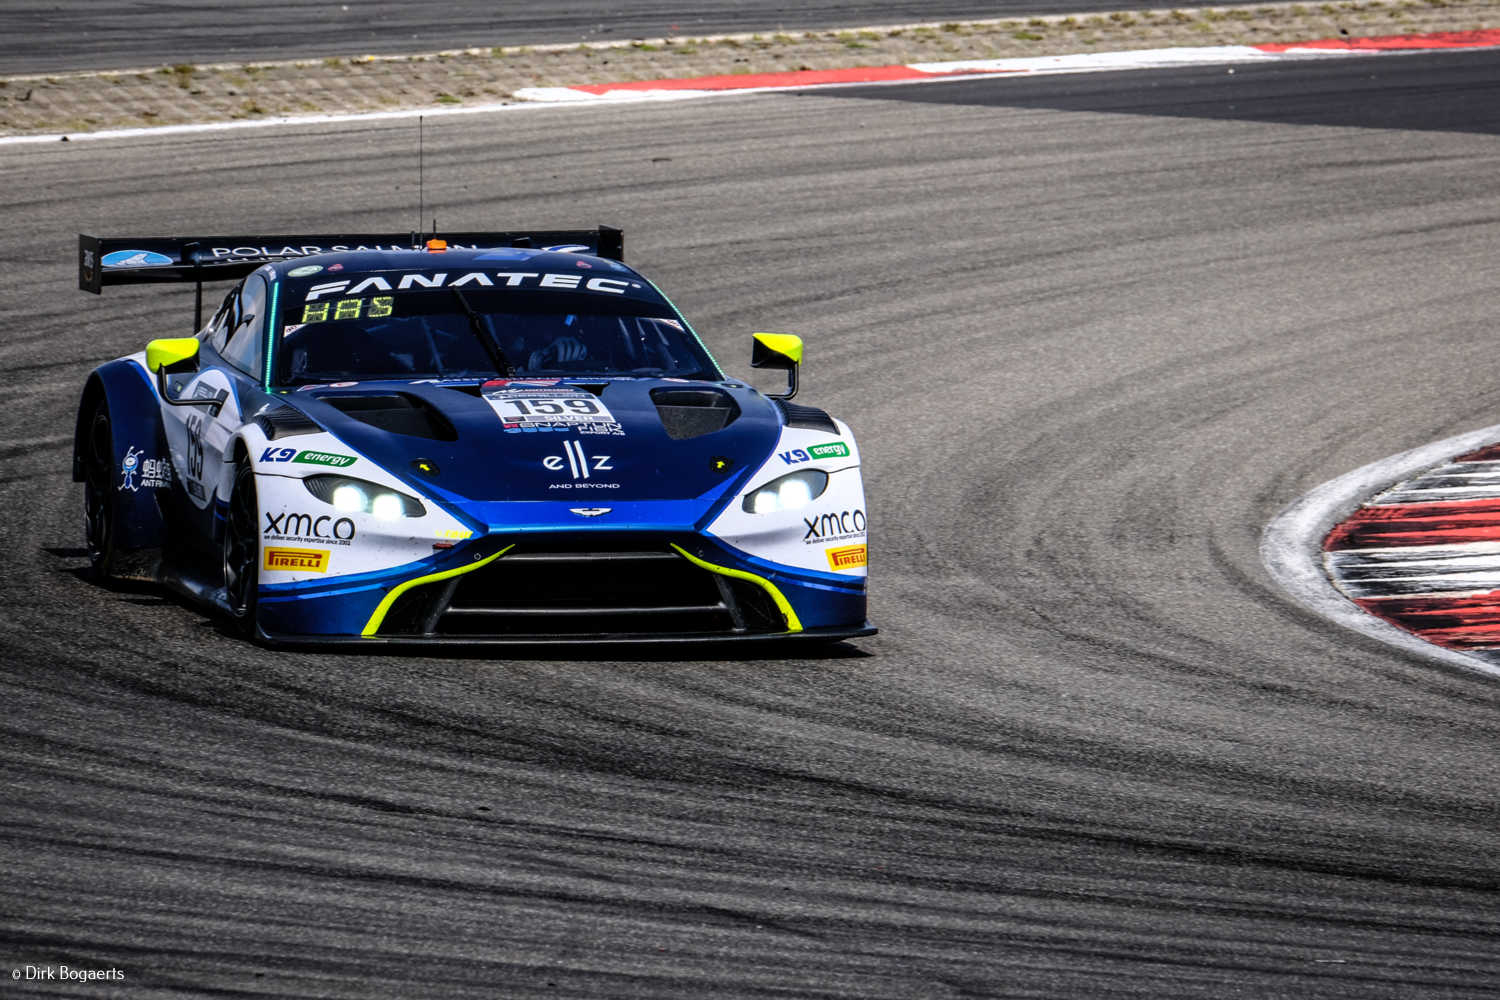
left=775, top=399, right=838, bottom=433
left=255, top=405, right=321, bottom=440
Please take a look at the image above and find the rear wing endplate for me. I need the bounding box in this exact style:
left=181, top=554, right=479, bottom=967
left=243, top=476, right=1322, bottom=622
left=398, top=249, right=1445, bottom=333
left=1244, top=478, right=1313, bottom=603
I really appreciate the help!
left=78, top=227, right=624, bottom=294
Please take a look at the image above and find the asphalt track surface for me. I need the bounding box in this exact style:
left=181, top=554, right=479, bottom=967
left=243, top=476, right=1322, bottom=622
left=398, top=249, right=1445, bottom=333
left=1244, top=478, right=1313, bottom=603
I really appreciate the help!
left=2, top=0, right=1254, bottom=76
left=4, top=49, right=1500, bottom=999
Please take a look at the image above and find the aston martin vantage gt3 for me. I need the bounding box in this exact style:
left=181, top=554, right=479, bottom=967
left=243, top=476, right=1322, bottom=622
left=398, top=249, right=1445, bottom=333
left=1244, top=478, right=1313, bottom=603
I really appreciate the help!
left=73, top=227, right=873, bottom=645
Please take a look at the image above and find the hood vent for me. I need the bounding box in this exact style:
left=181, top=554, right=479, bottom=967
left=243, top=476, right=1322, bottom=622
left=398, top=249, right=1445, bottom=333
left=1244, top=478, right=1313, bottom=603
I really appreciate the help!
left=651, top=388, right=739, bottom=440
left=320, top=393, right=457, bottom=441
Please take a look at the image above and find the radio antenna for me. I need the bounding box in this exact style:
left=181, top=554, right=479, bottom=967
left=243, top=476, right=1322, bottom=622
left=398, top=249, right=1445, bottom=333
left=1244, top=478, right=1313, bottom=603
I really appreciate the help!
left=417, top=114, right=425, bottom=240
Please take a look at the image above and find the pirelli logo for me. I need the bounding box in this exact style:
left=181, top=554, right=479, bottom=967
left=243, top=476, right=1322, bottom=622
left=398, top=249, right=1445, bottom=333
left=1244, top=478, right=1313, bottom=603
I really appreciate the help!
left=264, top=547, right=329, bottom=573
left=826, top=544, right=867, bottom=571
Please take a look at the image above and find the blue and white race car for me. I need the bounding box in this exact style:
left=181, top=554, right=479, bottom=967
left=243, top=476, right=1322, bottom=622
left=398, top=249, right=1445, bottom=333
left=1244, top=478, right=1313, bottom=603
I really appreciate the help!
left=73, top=227, right=873, bottom=645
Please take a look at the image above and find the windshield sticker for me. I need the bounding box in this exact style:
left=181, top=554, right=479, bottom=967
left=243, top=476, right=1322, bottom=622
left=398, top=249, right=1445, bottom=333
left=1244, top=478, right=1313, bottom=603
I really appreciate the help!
left=300, top=271, right=636, bottom=298
left=299, top=296, right=393, bottom=323
left=481, top=383, right=625, bottom=436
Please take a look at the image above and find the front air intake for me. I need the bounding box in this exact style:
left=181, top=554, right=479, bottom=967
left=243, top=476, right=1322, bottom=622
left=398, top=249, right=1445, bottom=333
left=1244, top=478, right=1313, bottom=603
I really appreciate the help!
left=376, top=535, right=785, bottom=639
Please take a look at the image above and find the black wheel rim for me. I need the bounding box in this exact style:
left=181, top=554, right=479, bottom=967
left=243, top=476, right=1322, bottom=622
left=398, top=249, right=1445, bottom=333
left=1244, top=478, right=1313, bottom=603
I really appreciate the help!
left=83, top=408, right=113, bottom=567
left=223, top=466, right=257, bottom=618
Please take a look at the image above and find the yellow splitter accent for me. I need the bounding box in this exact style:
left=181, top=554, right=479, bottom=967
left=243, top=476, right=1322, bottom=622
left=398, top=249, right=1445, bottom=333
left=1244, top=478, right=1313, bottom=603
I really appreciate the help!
left=670, top=544, right=802, bottom=632
left=361, top=546, right=513, bottom=637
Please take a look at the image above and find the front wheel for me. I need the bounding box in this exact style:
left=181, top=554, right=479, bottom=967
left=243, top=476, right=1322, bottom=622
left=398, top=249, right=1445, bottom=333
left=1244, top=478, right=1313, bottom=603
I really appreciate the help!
left=222, top=456, right=259, bottom=636
left=82, top=399, right=119, bottom=580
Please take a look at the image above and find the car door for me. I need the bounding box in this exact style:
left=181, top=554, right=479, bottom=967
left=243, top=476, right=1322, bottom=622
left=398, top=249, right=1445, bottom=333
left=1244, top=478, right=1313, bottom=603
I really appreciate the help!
left=160, top=274, right=266, bottom=517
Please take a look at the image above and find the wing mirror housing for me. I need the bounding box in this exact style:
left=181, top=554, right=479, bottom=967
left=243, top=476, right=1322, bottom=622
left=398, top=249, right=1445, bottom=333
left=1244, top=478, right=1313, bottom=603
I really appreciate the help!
left=145, top=337, right=223, bottom=412
left=146, top=337, right=200, bottom=374
left=750, top=332, right=802, bottom=400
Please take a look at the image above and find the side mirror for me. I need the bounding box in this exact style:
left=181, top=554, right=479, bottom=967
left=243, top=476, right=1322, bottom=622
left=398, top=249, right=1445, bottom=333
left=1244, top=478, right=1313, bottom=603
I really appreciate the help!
left=750, top=332, right=802, bottom=400
left=146, top=337, right=200, bottom=374
left=145, top=337, right=222, bottom=412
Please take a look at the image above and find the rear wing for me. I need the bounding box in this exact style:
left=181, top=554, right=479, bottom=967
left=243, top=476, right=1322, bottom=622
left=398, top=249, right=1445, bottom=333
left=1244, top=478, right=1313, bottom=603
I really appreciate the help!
left=78, top=226, right=624, bottom=294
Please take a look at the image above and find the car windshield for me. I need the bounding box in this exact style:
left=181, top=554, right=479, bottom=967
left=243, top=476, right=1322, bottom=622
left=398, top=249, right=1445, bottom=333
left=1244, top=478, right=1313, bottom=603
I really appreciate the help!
left=272, top=285, right=720, bottom=386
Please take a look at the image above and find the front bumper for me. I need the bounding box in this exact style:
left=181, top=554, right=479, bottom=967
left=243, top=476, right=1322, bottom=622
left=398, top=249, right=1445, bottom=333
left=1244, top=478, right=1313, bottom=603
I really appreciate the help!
left=255, top=530, right=871, bottom=645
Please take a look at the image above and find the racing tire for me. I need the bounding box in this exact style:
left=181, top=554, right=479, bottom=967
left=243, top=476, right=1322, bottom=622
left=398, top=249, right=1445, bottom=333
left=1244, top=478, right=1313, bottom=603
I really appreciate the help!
left=222, top=456, right=260, bottom=637
left=82, top=399, right=120, bottom=581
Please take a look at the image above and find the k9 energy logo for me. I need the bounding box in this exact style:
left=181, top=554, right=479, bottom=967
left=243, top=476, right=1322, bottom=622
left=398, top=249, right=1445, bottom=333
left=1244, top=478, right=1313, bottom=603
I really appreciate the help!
left=780, top=440, right=851, bottom=465
left=264, top=511, right=357, bottom=546
left=802, top=508, right=867, bottom=544
left=259, top=447, right=356, bottom=468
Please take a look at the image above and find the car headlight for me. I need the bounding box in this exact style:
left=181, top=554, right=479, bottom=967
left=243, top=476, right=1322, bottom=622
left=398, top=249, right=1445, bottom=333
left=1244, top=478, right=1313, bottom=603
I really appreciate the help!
left=303, top=475, right=426, bottom=519
left=742, top=469, right=828, bottom=514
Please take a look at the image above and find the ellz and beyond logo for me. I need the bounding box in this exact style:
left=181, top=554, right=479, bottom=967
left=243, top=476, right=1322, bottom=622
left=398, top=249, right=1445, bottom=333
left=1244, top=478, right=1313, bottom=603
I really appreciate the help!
left=543, top=440, right=613, bottom=480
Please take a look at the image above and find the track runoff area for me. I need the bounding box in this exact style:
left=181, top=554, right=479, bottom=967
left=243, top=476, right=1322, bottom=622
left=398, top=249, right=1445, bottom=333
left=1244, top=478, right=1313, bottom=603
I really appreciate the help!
left=6, top=26, right=1500, bottom=145
left=512, top=28, right=1500, bottom=102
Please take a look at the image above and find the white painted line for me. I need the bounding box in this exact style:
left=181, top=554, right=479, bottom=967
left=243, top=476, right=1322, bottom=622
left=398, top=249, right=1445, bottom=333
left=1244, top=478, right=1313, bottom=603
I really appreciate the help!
left=908, top=45, right=1278, bottom=74
left=513, top=86, right=717, bottom=103
left=0, top=96, right=590, bottom=146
